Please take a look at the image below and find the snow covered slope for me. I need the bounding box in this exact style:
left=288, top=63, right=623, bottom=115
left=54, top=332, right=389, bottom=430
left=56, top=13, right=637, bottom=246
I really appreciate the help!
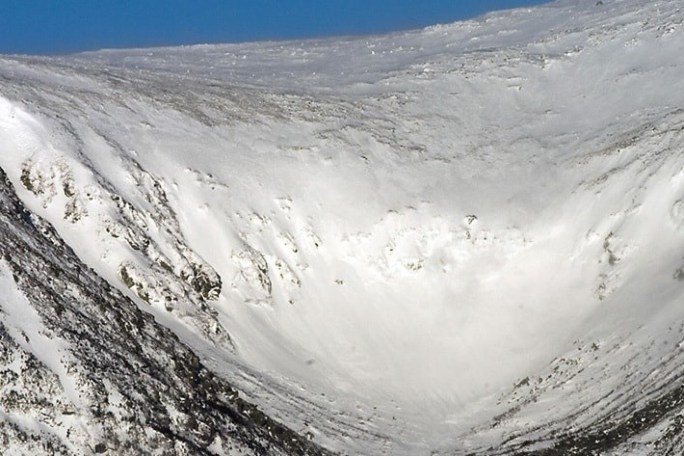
left=0, top=168, right=331, bottom=455
left=1, top=0, right=684, bottom=454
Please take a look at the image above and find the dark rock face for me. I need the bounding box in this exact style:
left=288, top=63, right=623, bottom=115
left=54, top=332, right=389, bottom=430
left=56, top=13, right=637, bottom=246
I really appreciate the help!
left=0, top=166, right=333, bottom=455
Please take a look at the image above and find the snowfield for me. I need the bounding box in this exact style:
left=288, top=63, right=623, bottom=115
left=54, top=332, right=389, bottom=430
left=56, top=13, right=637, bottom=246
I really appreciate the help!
left=1, top=0, right=684, bottom=454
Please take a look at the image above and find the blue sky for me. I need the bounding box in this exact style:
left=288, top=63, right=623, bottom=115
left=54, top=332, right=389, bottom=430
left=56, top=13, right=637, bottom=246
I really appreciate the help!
left=0, top=1, right=551, bottom=55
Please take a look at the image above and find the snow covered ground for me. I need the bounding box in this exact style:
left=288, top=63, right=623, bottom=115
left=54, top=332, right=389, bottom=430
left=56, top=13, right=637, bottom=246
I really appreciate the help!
left=1, top=0, right=684, bottom=454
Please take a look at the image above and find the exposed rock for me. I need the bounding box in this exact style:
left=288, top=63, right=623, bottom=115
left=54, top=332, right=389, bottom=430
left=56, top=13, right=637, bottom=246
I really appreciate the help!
left=0, top=166, right=333, bottom=455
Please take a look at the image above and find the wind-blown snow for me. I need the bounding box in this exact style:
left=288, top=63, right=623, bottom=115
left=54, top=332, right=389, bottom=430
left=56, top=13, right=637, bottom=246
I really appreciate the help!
left=1, top=0, right=684, bottom=454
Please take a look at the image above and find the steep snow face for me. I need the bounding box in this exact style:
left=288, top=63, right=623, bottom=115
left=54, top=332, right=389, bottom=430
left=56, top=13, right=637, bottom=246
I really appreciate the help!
left=1, top=0, right=684, bottom=454
left=0, top=168, right=331, bottom=456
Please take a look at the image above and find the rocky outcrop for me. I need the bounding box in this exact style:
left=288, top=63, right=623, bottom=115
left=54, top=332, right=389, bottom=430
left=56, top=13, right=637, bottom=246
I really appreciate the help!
left=0, top=166, right=333, bottom=455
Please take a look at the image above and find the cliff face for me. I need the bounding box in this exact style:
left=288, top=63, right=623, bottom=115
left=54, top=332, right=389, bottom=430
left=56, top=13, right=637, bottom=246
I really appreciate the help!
left=0, top=167, right=331, bottom=455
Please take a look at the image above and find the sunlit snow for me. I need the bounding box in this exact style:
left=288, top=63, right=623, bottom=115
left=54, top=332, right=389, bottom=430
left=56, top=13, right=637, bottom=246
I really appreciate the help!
left=1, top=0, right=684, bottom=454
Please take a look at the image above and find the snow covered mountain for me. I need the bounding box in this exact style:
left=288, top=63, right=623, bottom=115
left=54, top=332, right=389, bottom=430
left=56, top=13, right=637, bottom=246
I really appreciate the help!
left=1, top=0, right=684, bottom=454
